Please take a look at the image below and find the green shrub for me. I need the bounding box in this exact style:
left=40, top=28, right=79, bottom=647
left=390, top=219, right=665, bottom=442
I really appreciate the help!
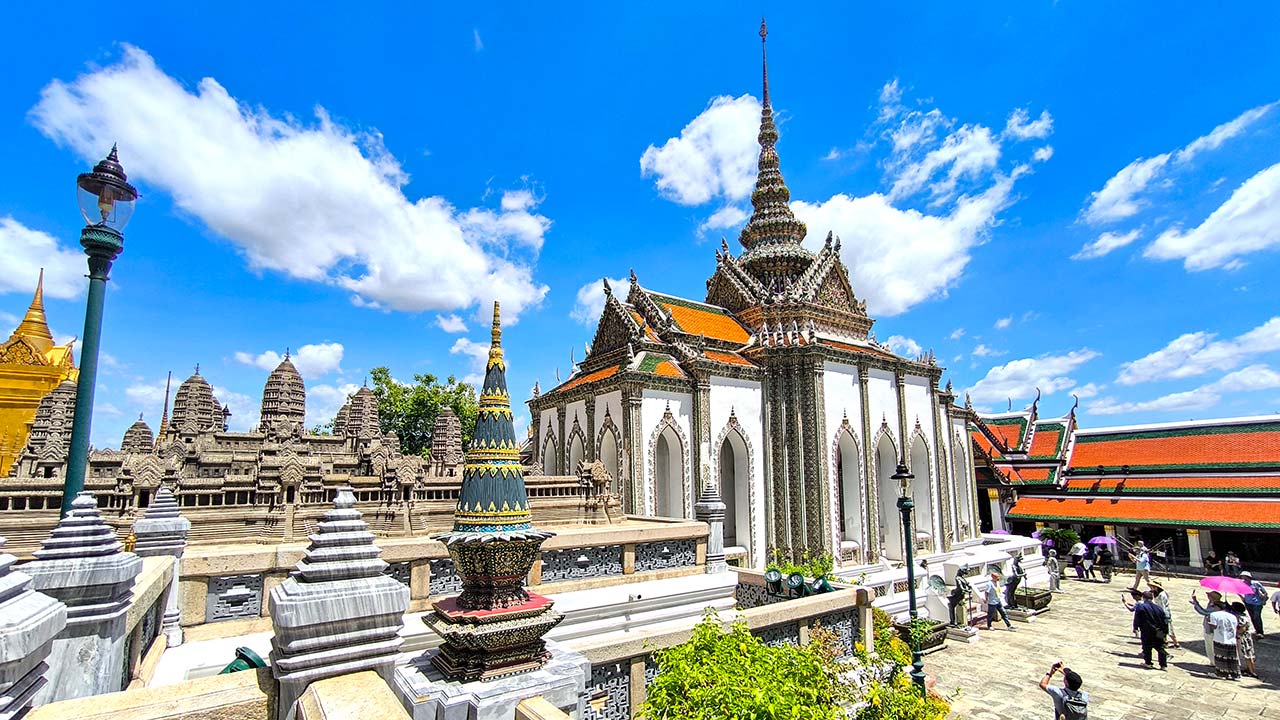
left=766, top=548, right=836, bottom=581
left=1037, top=528, right=1079, bottom=554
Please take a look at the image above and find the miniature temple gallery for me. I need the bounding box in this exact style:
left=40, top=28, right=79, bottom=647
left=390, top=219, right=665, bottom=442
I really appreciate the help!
left=527, top=22, right=979, bottom=569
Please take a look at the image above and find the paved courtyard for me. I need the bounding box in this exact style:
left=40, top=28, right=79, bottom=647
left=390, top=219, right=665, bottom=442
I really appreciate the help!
left=927, top=573, right=1279, bottom=719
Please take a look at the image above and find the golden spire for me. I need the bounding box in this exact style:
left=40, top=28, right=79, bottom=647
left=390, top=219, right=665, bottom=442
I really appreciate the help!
left=487, top=301, right=504, bottom=370
left=9, top=269, right=55, bottom=355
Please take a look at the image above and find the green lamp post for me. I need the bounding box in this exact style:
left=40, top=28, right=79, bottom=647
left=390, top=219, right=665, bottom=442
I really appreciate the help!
left=61, top=145, right=137, bottom=516
left=894, top=460, right=927, bottom=697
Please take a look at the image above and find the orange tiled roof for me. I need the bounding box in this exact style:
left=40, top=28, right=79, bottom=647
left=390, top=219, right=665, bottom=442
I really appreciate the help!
left=650, top=294, right=750, bottom=344
left=704, top=350, right=755, bottom=367
left=1028, top=426, right=1065, bottom=459
left=971, top=429, right=1004, bottom=460
left=985, top=418, right=1028, bottom=452
left=628, top=309, right=661, bottom=342
left=556, top=364, right=620, bottom=394
left=1069, top=421, right=1280, bottom=471
left=819, top=339, right=898, bottom=360
left=1065, top=475, right=1280, bottom=494
left=994, top=465, right=1057, bottom=485
left=1007, top=496, right=1280, bottom=529
left=654, top=359, right=684, bottom=377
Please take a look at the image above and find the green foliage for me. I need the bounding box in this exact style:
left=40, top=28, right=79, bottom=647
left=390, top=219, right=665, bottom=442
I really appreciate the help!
left=853, top=609, right=950, bottom=720
left=904, top=618, right=935, bottom=649
left=1038, top=527, right=1080, bottom=553
left=640, top=613, right=855, bottom=720
left=308, top=419, right=334, bottom=436
left=368, top=366, right=479, bottom=456
left=767, top=548, right=836, bottom=581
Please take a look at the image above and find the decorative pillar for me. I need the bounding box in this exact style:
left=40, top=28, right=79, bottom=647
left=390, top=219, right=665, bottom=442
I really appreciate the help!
left=691, top=376, right=712, bottom=499
left=929, top=382, right=951, bottom=551
left=0, top=536, right=66, bottom=719
left=584, top=398, right=597, bottom=463
left=269, top=487, right=410, bottom=720
left=25, top=492, right=142, bottom=703
left=694, top=482, right=728, bottom=574
left=623, top=388, right=645, bottom=514
left=786, top=366, right=806, bottom=555
left=894, top=370, right=909, bottom=460
left=130, top=486, right=190, bottom=646
left=857, top=366, right=877, bottom=558
left=759, top=368, right=777, bottom=554
left=803, top=359, right=828, bottom=553
left=986, top=488, right=1005, bottom=532
left=530, top=404, right=542, bottom=471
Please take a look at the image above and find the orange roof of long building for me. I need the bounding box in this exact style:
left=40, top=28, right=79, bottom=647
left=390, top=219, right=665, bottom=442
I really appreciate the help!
left=1007, top=496, right=1280, bottom=529
left=1028, top=426, right=1065, bottom=459
left=703, top=350, right=755, bottom=367
left=556, top=364, right=620, bottom=394
left=984, top=417, right=1028, bottom=452
left=1065, top=474, right=1280, bottom=494
left=649, top=293, right=750, bottom=344
left=1069, top=420, right=1280, bottom=471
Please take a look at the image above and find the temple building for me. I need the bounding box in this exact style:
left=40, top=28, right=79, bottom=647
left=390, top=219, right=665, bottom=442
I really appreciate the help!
left=0, top=353, right=614, bottom=557
left=527, top=23, right=979, bottom=569
left=0, top=271, right=78, bottom=476
left=971, top=403, right=1280, bottom=571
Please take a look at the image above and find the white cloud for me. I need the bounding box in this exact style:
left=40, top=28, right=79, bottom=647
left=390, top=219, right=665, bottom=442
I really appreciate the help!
left=794, top=170, right=1019, bottom=316
left=883, top=335, right=922, bottom=357
left=473, top=28, right=484, bottom=52
left=1116, top=317, right=1280, bottom=385
left=1143, top=163, right=1280, bottom=270
left=0, top=217, right=87, bottom=300
left=450, top=337, right=490, bottom=387
left=1083, top=102, right=1275, bottom=225
left=126, top=376, right=256, bottom=430
left=213, top=384, right=258, bottom=431
left=435, top=314, right=468, bottom=334
left=1073, top=229, right=1141, bottom=260
left=1033, top=146, right=1054, bottom=163
left=97, top=402, right=122, bottom=417
left=307, top=382, right=360, bottom=428
left=1073, top=382, right=1103, bottom=399
left=949, top=328, right=965, bottom=340
left=697, top=205, right=749, bottom=236
left=1090, top=364, right=1280, bottom=415
left=994, top=316, right=1012, bottom=330
left=125, top=380, right=167, bottom=410
left=1003, top=108, right=1054, bottom=141
left=887, top=123, right=1000, bottom=203
left=639, top=94, right=761, bottom=206
left=972, top=344, right=1006, bottom=358
left=570, top=277, right=633, bottom=326
left=29, top=46, right=549, bottom=322
left=233, top=342, right=344, bottom=379
left=967, top=349, right=1100, bottom=404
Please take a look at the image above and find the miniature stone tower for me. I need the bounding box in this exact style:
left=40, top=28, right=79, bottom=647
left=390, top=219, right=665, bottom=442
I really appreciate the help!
left=130, top=486, right=190, bottom=645
left=269, top=487, right=410, bottom=719
left=0, top=535, right=66, bottom=719
left=426, top=302, right=563, bottom=681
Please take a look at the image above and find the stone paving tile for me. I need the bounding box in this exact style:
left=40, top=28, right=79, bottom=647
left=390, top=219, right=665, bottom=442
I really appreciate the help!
left=925, top=573, right=1278, bottom=719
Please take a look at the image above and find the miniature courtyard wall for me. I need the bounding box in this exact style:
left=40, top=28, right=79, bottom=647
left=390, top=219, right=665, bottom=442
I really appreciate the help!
left=174, top=517, right=709, bottom=640
left=571, top=574, right=873, bottom=720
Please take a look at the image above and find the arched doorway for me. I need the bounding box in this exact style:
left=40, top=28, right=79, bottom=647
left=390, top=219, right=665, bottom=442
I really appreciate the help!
left=599, top=426, right=621, bottom=496
left=568, top=432, right=585, bottom=475
left=836, top=431, right=864, bottom=554
left=876, top=434, right=904, bottom=561
left=909, top=436, right=935, bottom=551
left=952, top=433, right=973, bottom=538
left=541, top=434, right=558, bottom=475
left=654, top=426, right=685, bottom=518
left=717, top=429, right=751, bottom=556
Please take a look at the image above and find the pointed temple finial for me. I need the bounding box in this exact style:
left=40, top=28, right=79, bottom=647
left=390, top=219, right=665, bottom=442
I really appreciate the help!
left=156, top=370, right=172, bottom=444
left=284, top=347, right=290, bottom=360
left=738, top=20, right=810, bottom=270
left=9, top=269, right=55, bottom=354
left=194, top=363, right=200, bottom=375
left=107, top=143, right=119, bottom=162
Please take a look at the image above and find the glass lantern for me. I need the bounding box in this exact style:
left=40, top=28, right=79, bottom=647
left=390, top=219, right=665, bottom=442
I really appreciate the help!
left=77, top=145, right=138, bottom=231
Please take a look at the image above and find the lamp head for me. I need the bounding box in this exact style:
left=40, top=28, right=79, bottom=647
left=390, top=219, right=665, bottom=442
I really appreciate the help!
left=77, top=144, right=138, bottom=231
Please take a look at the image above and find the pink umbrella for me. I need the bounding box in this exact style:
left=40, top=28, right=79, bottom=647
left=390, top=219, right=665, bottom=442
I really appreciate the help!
left=1200, top=575, right=1254, bottom=596
left=1087, top=536, right=1117, bottom=545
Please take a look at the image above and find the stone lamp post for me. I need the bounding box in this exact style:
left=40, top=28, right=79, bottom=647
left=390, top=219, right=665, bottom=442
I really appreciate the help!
left=63, top=146, right=138, bottom=516
left=894, top=461, right=927, bottom=697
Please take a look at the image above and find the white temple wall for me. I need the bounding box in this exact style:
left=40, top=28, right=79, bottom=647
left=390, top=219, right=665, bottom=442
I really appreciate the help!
left=864, top=370, right=899, bottom=442
left=821, top=363, right=864, bottom=558
left=902, top=376, right=938, bottom=543
left=641, top=390, right=694, bottom=518
left=708, top=376, right=765, bottom=567
left=593, top=391, right=623, bottom=431
left=562, top=399, right=587, bottom=442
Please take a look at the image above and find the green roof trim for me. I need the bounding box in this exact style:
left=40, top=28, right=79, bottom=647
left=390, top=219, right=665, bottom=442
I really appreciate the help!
left=1028, top=422, right=1068, bottom=459
left=637, top=353, right=675, bottom=374
left=1075, top=421, right=1280, bottom=444
left=647, top=291, right=735, bottom=317
left=1082, top=461, right=1280, bottom=472
left=1064, top=484, right=1280, bottom=495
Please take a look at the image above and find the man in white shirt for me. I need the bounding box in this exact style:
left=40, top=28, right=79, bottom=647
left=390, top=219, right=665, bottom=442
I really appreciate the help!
left=984, top=572, right=1016, bottom=631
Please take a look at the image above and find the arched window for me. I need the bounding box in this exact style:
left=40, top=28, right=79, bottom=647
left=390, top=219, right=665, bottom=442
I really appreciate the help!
left=599, top=426, right=621, bottom=496
left=876, top=433, right=904, bottom=561
left=717, top=428, right=751, bottom=554
left=541, top=433, right=558, bottom=475
left=654, top=426, right=685, bottom=518
left=909, top=435, right=935, bottom=550
left=836, top=430, right=863, bottom=550
left=568, top=432, right=585, bottom=475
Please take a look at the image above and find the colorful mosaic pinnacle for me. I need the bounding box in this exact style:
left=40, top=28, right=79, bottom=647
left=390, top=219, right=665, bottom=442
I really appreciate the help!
left=450, top=301, right=534, bottom=533
left=428, top=301, right=562, bottom=682
left=738, top=18, right=813, bottom=279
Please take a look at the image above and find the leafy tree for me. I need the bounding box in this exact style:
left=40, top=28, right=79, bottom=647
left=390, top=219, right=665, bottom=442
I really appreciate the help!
left=368, top=366, right=479, bottom=456
left=1038, top=528, right=1080, bottom=555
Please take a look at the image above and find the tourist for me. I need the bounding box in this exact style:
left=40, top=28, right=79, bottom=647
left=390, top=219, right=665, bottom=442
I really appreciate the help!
left=1230, top=602, right=1258, bottom=678
left=1039, top=662, right=1088, bottom=719
left=1239, top=571, right=1267, bottom=636
left=984, top=572, right=1015, bottom=631
left=1271, top=581, right=1280, bottom=619
left=1204, top=550, right=1223, bottom=575
left=1191, top=589, right=1225, bottom=673
left=1132, top=590, right=1169, bottom=670
left=1082, top=545, right=1098, bottom=581
left=1005, top=556, right=1026, bottom=608
left=1149, top=583, right=1179, bottom=648
left=1207, top=598, right=1241, bottom=679
left=1128, top=541, right=1151, bottom=591
left=1069, top=540, right=1087, bottom=580
left=1046, top=549, right=1062, bottom=593
left=1224, top=551, right=1241, bottom=578
left=1097, top=545, right=1115, bottom=583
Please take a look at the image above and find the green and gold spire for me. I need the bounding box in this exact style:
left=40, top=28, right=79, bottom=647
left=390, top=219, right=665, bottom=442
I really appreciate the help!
left=737, top=20, right=814, bottom=281
left=451, top=302, right=532, bottom=532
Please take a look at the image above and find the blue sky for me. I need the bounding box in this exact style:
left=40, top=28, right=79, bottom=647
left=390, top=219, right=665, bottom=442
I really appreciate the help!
left=3, top=3, right=1279, bottom=449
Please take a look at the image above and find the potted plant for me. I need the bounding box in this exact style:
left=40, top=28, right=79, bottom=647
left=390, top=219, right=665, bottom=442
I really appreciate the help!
left=894, top=616, right=948, bottom=653
left=1014, top=585, right=1053, bottom=611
